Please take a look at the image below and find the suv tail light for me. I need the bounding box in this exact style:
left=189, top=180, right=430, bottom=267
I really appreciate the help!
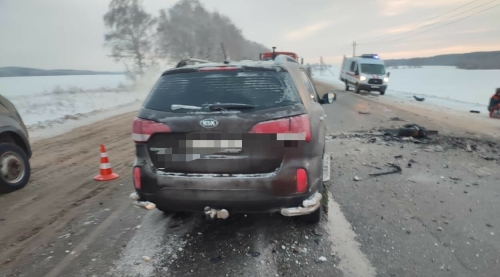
left=132, top=118, right=171, bottom=142
left=249, top=114, right=311, bottom=142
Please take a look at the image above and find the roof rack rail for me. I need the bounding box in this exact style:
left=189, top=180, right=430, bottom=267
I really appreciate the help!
left=176, top=58, right=214, bottom=68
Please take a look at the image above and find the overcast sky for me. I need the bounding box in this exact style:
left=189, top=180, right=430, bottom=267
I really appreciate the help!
left=1, top=0, right=499, bottom=71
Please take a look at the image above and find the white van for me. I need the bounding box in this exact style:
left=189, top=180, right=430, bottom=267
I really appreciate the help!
left=339, top=54, right=390, bottom=95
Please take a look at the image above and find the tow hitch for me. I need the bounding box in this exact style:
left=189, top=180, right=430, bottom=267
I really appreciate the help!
left=130, top=192, right=156, bottom=211
left=204, top=206, right=230, bottom=219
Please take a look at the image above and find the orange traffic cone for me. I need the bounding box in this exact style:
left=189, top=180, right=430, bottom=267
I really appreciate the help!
left=94, top=144, right=119, bottom=181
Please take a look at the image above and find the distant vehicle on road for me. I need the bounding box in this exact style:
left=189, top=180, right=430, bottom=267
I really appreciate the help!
left=131, top=55, right=336, bottom=223
left=0, top=95, right=31, bottom=193
left=340, top=54, right=390, bottom=95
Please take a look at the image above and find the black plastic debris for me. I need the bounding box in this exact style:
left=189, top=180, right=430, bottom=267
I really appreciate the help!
left=369, top=164, right=402, bottom=177
left=247, top=251, right=261, bottom=257
left=414, top=96, right=425, bottom=102
left=398, top=124, right=432, bottom=138
left=470, top=110, right=480, bottom=114
left=390, top=117, right=405, bottom=121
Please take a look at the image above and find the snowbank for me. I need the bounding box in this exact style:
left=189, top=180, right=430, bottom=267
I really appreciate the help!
left=311, top=66, right=499, bottom=112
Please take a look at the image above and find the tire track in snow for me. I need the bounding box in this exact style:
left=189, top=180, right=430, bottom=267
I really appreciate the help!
left=325, top=191, right=377, bottom=277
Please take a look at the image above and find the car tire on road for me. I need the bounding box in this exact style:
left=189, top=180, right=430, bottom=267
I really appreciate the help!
left=354, top=84, right=360, bottom=94
left=345, top=81, right=350, bottom=91
left=380, top=90, right=386, bottom=95
left=0, top=143, right=31, bottom=194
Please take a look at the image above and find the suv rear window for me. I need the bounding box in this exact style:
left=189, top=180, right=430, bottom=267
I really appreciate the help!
left=143, top=70, right=301, bottom=113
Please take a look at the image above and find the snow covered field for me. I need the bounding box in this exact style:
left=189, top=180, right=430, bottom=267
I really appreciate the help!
left=0, top=74, right=150, bottom=138
left=313, top=66, right=500, bottom=112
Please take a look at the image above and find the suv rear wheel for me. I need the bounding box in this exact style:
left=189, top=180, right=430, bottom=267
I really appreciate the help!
left=345, top=81, right=350, bottom=91
left=0, top=143, right=31, bottom=194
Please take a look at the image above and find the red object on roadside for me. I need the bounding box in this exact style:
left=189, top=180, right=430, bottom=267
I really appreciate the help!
left=94, top=144, right=120, bottom=181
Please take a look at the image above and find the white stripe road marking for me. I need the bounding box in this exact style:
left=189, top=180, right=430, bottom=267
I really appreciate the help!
left=326, top=191, right=377, bottom=277
left=100, top=163, right=112, bottom=169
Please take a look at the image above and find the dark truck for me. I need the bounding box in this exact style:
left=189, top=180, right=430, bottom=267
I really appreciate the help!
left=0, top=95, right=32, bottom=193
left=131, top=56, right=335, bottom=223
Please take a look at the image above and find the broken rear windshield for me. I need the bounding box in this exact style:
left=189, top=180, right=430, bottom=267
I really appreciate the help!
left=143, top=71, right=301, bottom=113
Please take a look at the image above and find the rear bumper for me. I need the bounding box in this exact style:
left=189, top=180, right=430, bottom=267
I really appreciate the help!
left=135, top=155, right=324, bottom=214
left=359, top=84, right=387, bottom=92
left=139, top=185, right=320, bottom=214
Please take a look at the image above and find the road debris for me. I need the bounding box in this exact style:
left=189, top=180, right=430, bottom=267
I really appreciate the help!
left=358, top=111, right=371, bottom=115
left=318, top=256, right=327, bottom=263
left=390, top=117, right=405, bottom=121
left=414, top=96, right=425, bottom=102
left=449, top=177, right=462, bottom=181
left=470, top=110, right=480, bottom=114
left=369, top=164, right=402, bottom=177
left=142, top=256, right=151, bottom=262
left=247, top=251, right=260, bottom=257
left=353, top=176, right=361, bottom=181
left=466, top=140, right=472, bottom=152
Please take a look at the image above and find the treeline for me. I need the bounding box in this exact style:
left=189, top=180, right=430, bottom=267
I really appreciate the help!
left=103, top=0, right=269, bottom=80
left=385, top=51, right=500, bottom=70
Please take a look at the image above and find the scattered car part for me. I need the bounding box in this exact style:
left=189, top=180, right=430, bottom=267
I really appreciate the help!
left=369, top=164, right=402, bottom=177
left=413, top=96, right=425, bottom=102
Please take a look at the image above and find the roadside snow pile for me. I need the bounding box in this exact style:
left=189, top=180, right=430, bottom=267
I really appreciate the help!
left=10, top=87, right=146, bottom=127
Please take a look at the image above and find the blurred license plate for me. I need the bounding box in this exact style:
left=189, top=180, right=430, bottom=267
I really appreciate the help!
left=371, top=85, right=380, bottom=88
left=187, top=140, right=242, bottom=148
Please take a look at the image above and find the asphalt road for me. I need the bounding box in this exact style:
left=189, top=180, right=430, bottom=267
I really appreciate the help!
left=1, top=81, right=499, bottom=277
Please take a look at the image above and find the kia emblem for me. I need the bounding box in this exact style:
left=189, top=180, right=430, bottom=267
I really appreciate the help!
left=200, top=118, right=218, bottom=128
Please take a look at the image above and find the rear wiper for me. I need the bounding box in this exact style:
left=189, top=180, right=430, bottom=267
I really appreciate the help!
left=208, top=103, right=255, bottom=111
left=171, top=104, right=202, bottom=111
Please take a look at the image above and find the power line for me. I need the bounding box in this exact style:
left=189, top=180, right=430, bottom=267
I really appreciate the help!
left=357, top=0, right=494, bottom=44
left=358, top=0, right=483, bottom=43
left=361, top=2, right=500, bottom=46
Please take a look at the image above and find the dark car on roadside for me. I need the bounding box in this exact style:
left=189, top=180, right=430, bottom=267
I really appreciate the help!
left=131, top=55, right=336, bottom=223
left=0, top=95, right=32, bottom=193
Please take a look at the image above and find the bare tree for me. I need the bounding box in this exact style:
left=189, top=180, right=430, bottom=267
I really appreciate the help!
left=103, top=0, right=157, bottom=80
left=156, top=0, right=269, bottom=63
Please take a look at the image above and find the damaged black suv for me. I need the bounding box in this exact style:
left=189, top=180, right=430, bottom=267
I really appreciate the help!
left=132, top=56, right=336, bottom=223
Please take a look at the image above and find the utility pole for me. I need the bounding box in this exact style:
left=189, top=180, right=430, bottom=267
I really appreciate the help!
left=352, top=41, right=357, bottom=57
left=319, top=56, right=325, bottom=75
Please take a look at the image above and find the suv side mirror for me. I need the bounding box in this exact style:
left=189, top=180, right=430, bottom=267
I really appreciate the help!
left=320, top=92, right=336, bottom=104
